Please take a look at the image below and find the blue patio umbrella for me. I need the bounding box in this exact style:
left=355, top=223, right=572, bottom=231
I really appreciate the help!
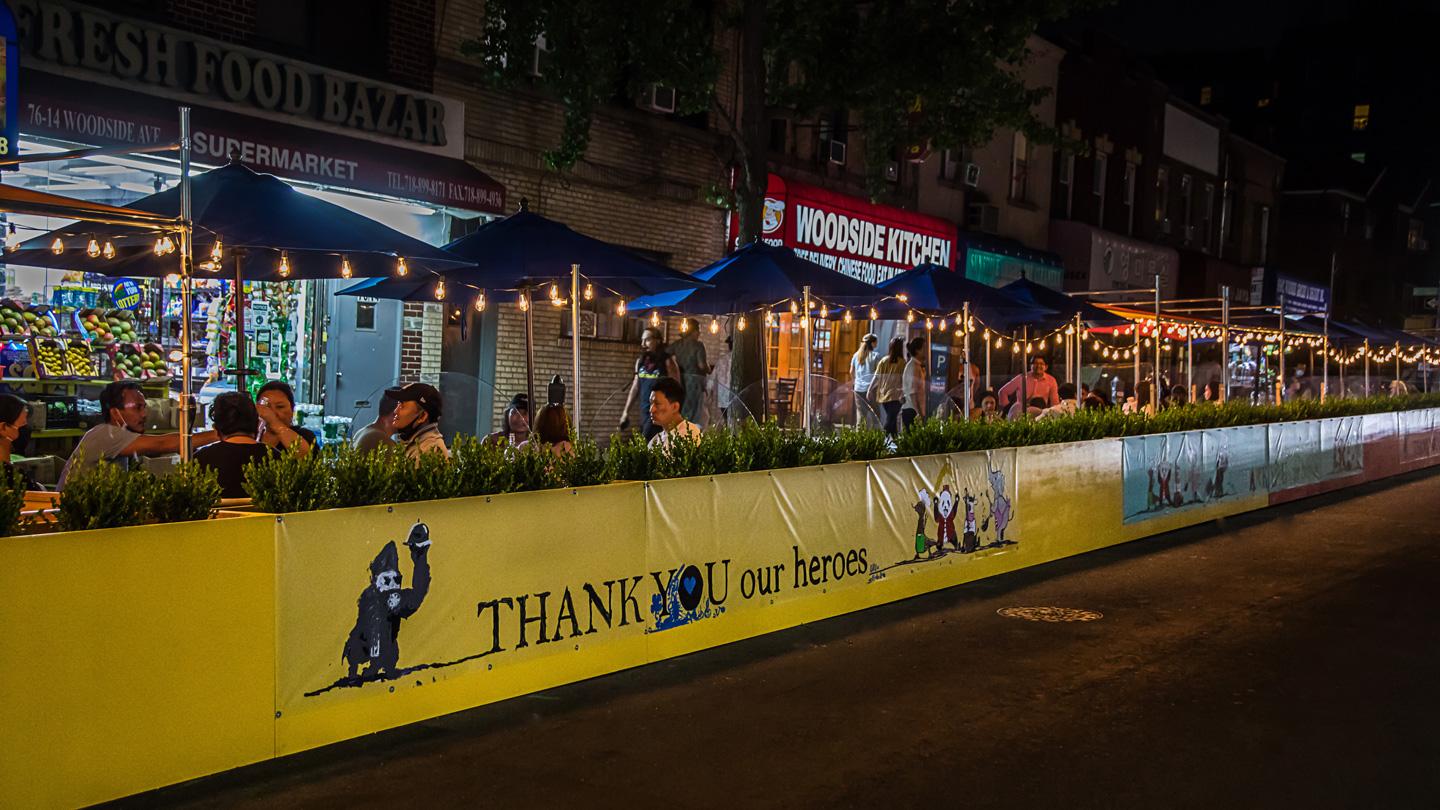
left=628, top=240, right=882, bottom=315
left=341, top=207, right=710, bottom=433
left=8, top=161, right=470, bottom=380
left=998, top=277, right=1130, bottom=328
left=874, top=263, right=1056, bottom=331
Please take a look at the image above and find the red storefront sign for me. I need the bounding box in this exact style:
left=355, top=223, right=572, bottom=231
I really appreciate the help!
left=731, top=174, right=955, bottom=284
left=20, top=69, right=506, bottom=213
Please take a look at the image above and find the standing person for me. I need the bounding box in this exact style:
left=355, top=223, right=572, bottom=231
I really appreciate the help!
left=998, top=356, right=1059, bottom=420
left=872, top=337, right=906, bottom=436
left=58, top=381, right=218, bottom=490
left=0, top=393, right=28, bottom=466
left=385, top=382, right=449, bottom=459
left=647, top=376, right=702, bottom=450
left=707, top=336, right=734, bottom=426
left=900, top=336, right=927, bottom=431
left=486, top=393, right=530, bottom=446
left=620, top=326, right=681, bottom=441
left=194, top=392, right=280, bottom=498
left=351, top=395, right=398, bottom=453
left=669, top=318, right=710, bottom=424
left=256, top=381, right=316, bottom=456
left=850, top=333, right=879, bottom=426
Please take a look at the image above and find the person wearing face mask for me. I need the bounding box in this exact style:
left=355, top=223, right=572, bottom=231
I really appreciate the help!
left=0, top=393, right=29, bottom=468
left=58, top=381, right=218, bottom=490
left=256, top=381, right=316, bottom=456
left=619, top=326, right=681, bottom=440
left=384, top=382, right=449, bottom=459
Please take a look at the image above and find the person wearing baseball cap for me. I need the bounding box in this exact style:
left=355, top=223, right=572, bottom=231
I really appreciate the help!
left=384, top=382, right=449, bottom=459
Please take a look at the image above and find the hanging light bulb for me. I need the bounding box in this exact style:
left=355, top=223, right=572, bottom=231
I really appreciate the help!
left=518, top=292, right=529, bottom=311
left=1012, top=342, right=1021, bottom=354
left=680, top=318, right=690, bottom=333
left=906, top=311, right=915, bottom=323
left=278, top=251, right=291, bottom=278
left=938, top=318, right=948, bottom=332
left=616, top=299, right=626, bottom=316
left=897, top=293, right=909, bottom=303
left=583, top=283, right=594, bottom=301
left=163, top=236, right=175, bottom=255
left=790, top=300, right=799, bottom=315
left=994, top=337, right=1004, bottom=349
left=1124, top=349, right=1133, bottom=359
left=153, top=237, right=165, bottom=255
left=843, top=309, right=853, bottom=324
left=808, top=300, right=817, bottom=311
left=211, top=240, right=223, bottom=263
left=340, top=256, right=353, bottom=279
left=1024, top=342, right=1033, bottom=354
left=86, top=238, right=101, bottom=258
left=1093, top=340, right=1102, bottom=351
left=925, top=317, right=934, bottom=331
left=1038, top=338, right=1047, bottom=351
left=1065, top=325, right=1075, bottom=335
left=650, top=310, right=661, bottom=327
left=475, top=293, right=487, bottom=312
left=737, top=314, right=748, bottom=331
left=765, top=310, right=775, bottom=328
left=983, top=329, right=991, bottom=340
left=549, top=295, right=565, bottom=307
left=434, top=278, right=447, bottom=300
left=102, top=241, right=116, bottom=260
left=869, top=307, right=879, bottom=320
left=819, top=305, right=828, bottom=319
left=548, top=283, right=560, bottom=301
left=1103, top=348, right=1112, bottom=359
left=396, top=257, right=409, bottom=277
left=709, top=318, right=720, bottom=334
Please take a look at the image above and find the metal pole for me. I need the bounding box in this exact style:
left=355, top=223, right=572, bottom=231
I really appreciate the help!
left=570, top=264, right=582, bottom=435
left=962, top=301, right=972, bottom=420
left=1340, top=347, right=1346, bottom=398
left=1132, top=321, right=1140, bottom=404
left=1323, top=250, right=1335, bottom=402
left=1187, top=330, right=1194, bottom=402
left=1277, top=295, right=1286, bottom=404
left=233, top=252, right=246, bottom=386
left=178, top=107, right=194, bottom=461
left=1364, top=338, right=1370, bottom=396
left=1395, top=340, right=1402, bottom=391
left=1152, top=274, right=1161, bottom=412
left=801, top=285, right=812, bottom=433
left=984, top=330, right=991, bottom=394
left=524, top=287, right=535, bottom=429
left=1074, top=312, right=1083, bottom=409
left=1020, top=324, right=1029, bottom=412
left=1220, top=285, right=1230, bottom=403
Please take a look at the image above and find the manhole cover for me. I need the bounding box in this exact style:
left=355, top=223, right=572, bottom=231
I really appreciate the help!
left=997, top=606, right=1103, bottom=623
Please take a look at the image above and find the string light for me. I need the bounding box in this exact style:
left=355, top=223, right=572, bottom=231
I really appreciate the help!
left=548, top=283, right=560, bottom=301
left=153, top=237, right=166, bottom=255
left=897, top=293, right=909, bottom=302
left=278, top=251, right=291, bottom=278
left=1011, top=342, right=1020, bottom=354
left=616, top=299, right=626, bottom=316
left=549, top=295, right=565, bottom=307
left=211, top=240, right=223, bottom=263
left=434, top=279, right=447, bottom=300
left=938, top=318, right=948, bottom=332
left=1038, top=338, right=1046, bottom=351
left=843, top=310, right=853, bottom=324
left=820, top=305, right=828, bottom=319
left=583, top=283, right=594, bottom=301
left=102, top=241, right=116, bottom=260
left=709, top=318, right=720, bottom=334
left=1093, top=340, right=1102, bottom=351
left=650, top=310, right=661, bottom=327
left=765, top=310, right=775, bottom=328
left=680, top=318, right=690, bottom=333
left=396, top=257, right=409, bottom=277
left=869, top=307, right=879, bottom=320
left=737, top=314, right=747, bottom=331
left=49, top=238, right=63, bottom=254
left=518, top=293, right=529, bottom=311
left=906, top=311, right=915, bottom=323
left=474, top=293, right=486, bottom=312
left=85, top=238, right=100, bottom=258
left=340, top=256, right=353, bottom=279
left=790, top=300, right=799, bottom=315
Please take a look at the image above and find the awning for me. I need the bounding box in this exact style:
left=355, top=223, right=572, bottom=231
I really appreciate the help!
left=0, top=182, right=175, bottom=230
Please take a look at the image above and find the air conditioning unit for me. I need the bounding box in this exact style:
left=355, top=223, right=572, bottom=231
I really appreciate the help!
left=884, top=161, right=900, bottom=183
left=966, top=203, right=1000, bottom=232
left=641, top=84, right=677, bottom=114
left=828, top=139, right=847, bottom=165
left=963, top=162, right=981, bottom=187
left=529, top=34, right=549, bottom=78
left=941, top=150, right=960, bottom=181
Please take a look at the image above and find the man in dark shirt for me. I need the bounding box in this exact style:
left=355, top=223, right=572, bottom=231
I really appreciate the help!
left=194, top=392, right=280, bottom=498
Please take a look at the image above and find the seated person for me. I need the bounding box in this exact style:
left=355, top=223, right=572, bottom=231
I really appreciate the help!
left=486, top=393, right=530, bottom=446
left=517, top=403, right=573, bottom=457
left=0, top=393, right=28, bottom=467
left=386, top=382, right=449, bottom=459
left=256, top=380, right=316, bottom=456
left=648, top=377, right=702, bottom=450
left=351, top=395, right=397, bottom=453
left=970, top=390, right=1001, bottom=423
left=194, top=392, right=280, bottom=499
left=58, top=381, right=218, bottom=490
left=1038, top=383, right=1080, bottom=419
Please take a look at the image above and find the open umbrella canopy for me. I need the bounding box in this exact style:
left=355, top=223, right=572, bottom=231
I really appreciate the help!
left=430, top=208, right=708, bottom=299
left=999, top=277, right=1130, bottom=327
left=874, top=263, right=1056, bottom=330
left=7, top=161, right=468, bottom=281
left=629, top=240, right=881, bottom=316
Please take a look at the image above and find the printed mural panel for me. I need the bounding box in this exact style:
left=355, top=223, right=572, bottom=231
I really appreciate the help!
left=1401, top=409, right=1437, bottom=462
left=1318, top=417, right=1365, bottom=480
left=1122, top=425, right=1267, bottom=523
left=1267, top=419, right=1325, bottom=491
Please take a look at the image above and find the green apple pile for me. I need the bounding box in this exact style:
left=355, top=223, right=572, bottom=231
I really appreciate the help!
left=80, top=309, right=139, bottom=343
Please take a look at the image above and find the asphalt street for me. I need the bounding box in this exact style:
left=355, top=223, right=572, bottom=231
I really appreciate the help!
left=131, top=468, right=1440, bottom=810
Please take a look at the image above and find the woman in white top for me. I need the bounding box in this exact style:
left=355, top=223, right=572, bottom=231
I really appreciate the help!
left=849, top=333, right=879, bottom=426
left=900, top=336, right=926, bottom=431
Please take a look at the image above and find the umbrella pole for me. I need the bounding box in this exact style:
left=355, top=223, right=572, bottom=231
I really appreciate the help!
left=525, top=287, right=536, bottom=430
left=234, top=250, right=247, bottom=391
left=1364, top=339, right=1370, bottom=395
left=801, top=285, right=812, bottom=434
left=178, top=106, right=194, bottom=461
left=1075, top=312, right=1084, bottom=410
left=1220, top=285, right=1230, bottom=403
left=1187, top=331, right=1194, bottom=402
left=570, top=264, right=582, bottom=436
left=962, top=301, right=971, bottom=421
left=1020, top=324, right=1028, bottom=410
left=984, top=331, right=990, bottom=395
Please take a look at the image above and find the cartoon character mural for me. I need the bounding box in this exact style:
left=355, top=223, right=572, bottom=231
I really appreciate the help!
left=961, top=489, right=979, bottom=553
left=987, top=463, right=1012, bottom=545
left=934, top=485, right=959, bottom=552
left=912, top=488, right=932, bottom=558
left=342, top=522, right=433, bottom=680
